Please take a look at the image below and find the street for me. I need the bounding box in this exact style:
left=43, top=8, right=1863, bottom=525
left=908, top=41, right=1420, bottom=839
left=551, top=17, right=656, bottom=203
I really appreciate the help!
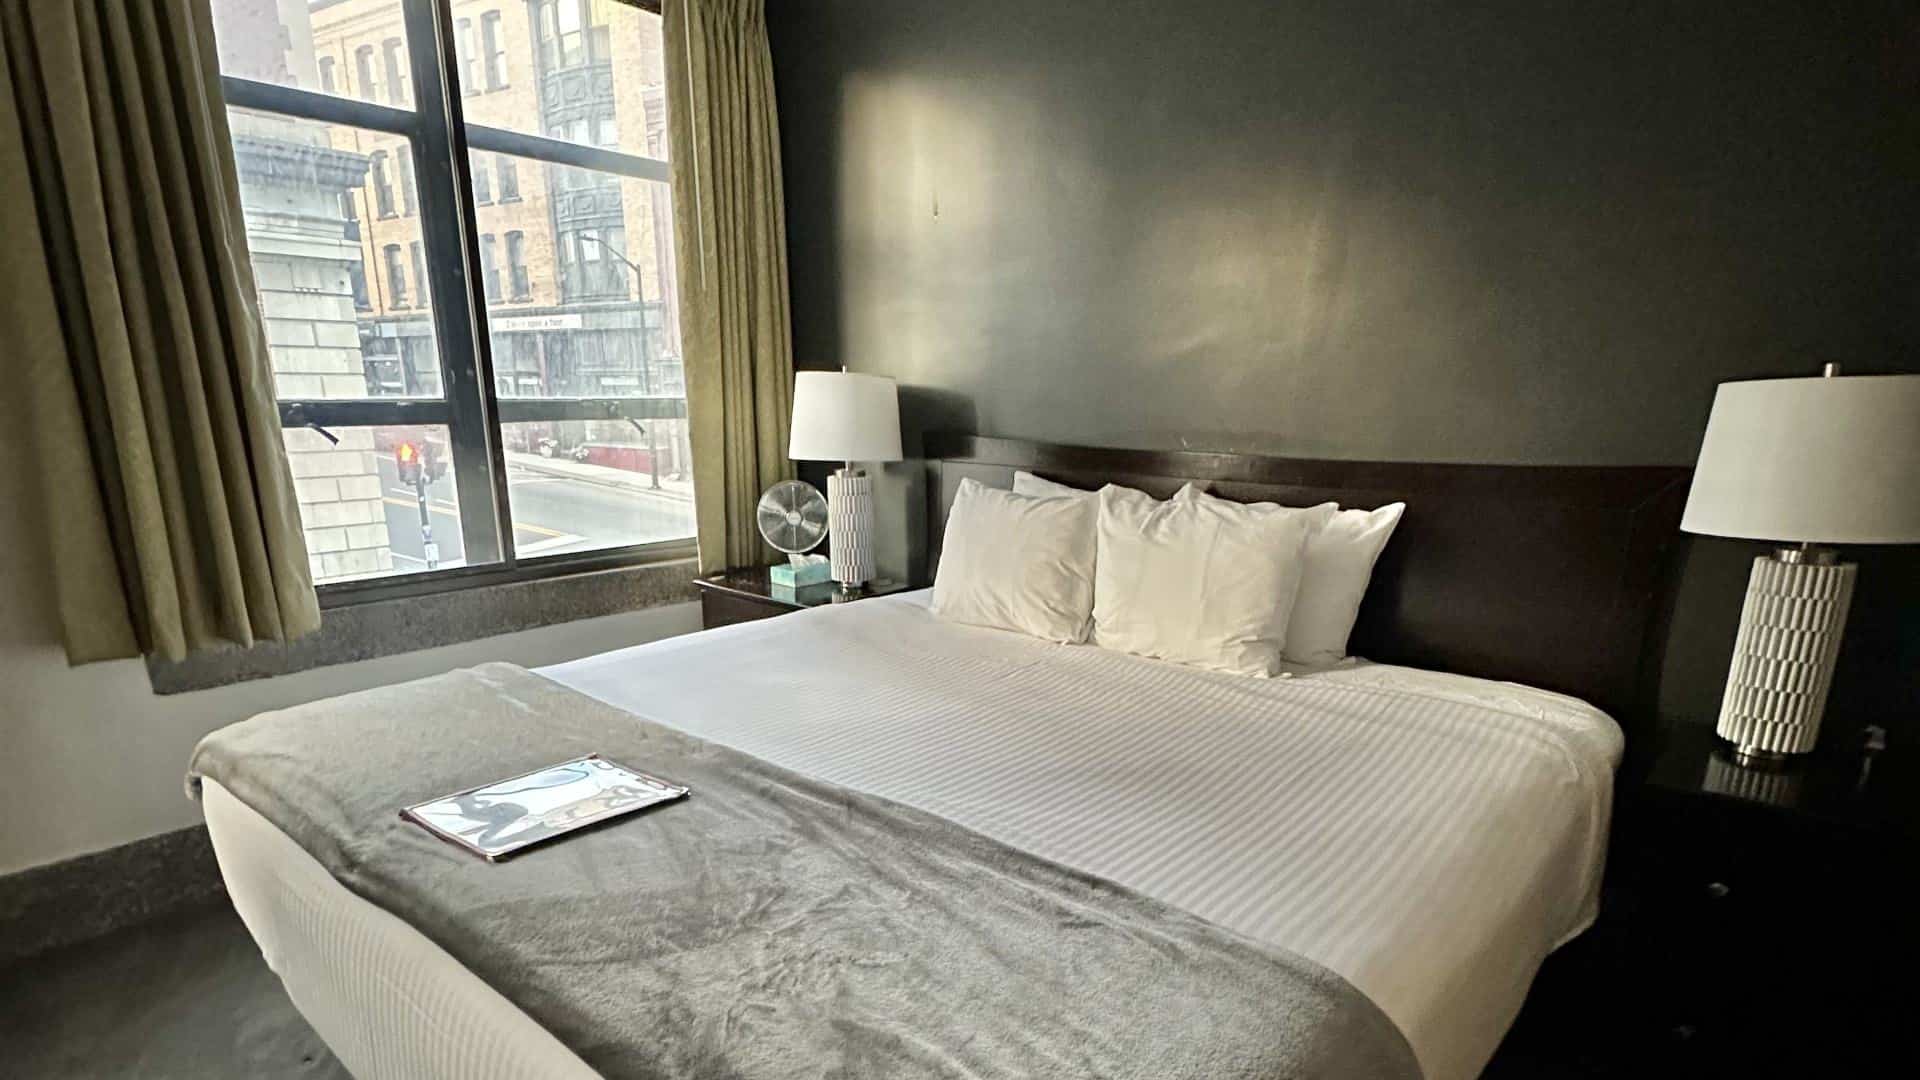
left=375, top=457, right=694, bottom=569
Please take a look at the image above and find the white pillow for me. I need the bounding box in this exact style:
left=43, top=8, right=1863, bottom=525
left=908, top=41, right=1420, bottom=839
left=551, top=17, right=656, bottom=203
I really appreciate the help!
left=1181, top=487, right=1404, bottom=664
left=930, top=478, right=1096, bottom=642
left=1012, top=470, right=1095, bottom=500
left=1092, top=484, right=1331, bottom=676
left=1282, top=501, right=1405, bottom=664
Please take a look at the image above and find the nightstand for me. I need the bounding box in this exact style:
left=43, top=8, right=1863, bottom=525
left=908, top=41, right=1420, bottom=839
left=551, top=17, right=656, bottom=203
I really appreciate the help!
left=693, top=567, right=914, bottom=629
left=1493, top=719, right=1917, bottom=1076
left=1598, top=721, right=1917, bottom=1074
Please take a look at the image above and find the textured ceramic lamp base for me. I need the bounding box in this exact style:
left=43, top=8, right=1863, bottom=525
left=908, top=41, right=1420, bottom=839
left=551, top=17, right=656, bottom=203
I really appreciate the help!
left=827, top=469, right=875, bottom=587
left=1715, top=552, right=1856, bottom=760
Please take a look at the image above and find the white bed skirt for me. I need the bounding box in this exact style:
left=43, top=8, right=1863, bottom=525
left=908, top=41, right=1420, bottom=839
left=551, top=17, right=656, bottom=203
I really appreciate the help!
left=202, top=778, right=597, bottom=1080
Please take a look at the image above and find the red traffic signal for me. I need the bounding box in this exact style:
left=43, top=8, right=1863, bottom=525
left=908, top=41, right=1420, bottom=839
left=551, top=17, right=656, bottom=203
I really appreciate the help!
left=395, top=440, right=422, bottom=485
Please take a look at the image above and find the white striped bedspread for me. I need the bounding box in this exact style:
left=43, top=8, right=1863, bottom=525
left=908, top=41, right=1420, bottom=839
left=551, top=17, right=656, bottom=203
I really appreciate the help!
left=542, top=590, right=1623, bottom=1080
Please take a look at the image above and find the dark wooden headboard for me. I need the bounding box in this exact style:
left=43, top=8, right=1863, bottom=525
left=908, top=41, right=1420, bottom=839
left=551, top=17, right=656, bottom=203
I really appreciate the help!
left=925, top=432, right=1689, bottom=726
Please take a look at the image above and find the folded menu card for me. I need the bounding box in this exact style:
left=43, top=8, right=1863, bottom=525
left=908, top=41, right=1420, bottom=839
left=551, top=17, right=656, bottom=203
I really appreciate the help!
left=401, top=754, right=689, bottom=862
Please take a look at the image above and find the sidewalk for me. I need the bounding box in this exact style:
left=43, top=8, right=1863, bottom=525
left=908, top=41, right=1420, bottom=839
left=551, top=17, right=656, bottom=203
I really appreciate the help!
left=505, top=450, right=696, bottom=501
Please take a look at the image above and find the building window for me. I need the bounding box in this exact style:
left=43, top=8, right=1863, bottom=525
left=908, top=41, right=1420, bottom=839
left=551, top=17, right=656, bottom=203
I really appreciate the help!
left=210, top=0, right=689, bottom=589
left=601, top=226, right=627, bottom=293
left=397, top=151, right=417, bottom=215
left=559, top=226, right=631, bottom=300
left=471, top=152, right=492, bottom=204
left=383, top=244, right=408, bottom=308
left=382, top=38, right=408, bottom=106
left=456, top=18, right=479, bottom=92
left=370, top=150, right=395, bottom=217
left=505, top=231, right=530, bottom=301
left=480, top=234, right=502, bottom=302
left=482, top=11, right=508, bottom=90
left=353, top=44, right=378, bottom=102
left=410, top=241, right=430, bottom=309
left=594, top=113, right=618, bottom=149
left=557, top=0, right=586, bottom=67
left=535, top=1, right=560, bottom=70
left=347, top=260, right=371, bottom=310
left=318, top=56, right=336, bottom=94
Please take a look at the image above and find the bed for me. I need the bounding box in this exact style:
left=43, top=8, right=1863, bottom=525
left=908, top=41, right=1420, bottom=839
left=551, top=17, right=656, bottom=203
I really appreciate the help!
left=197, top=435, right=1688, bottom=1080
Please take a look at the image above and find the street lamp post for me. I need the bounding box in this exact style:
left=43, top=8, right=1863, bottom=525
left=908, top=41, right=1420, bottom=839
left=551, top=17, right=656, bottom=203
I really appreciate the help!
left=577, top=233, right=663, bottom=491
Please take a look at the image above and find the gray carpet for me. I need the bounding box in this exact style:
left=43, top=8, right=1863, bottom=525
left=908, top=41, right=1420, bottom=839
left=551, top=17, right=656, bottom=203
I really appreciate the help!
left=0, top=900, right=347, bottom=1079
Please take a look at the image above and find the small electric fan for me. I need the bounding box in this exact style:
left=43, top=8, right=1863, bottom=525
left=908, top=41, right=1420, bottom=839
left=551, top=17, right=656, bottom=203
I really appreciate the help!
left=756, top=480, right=832, bottom=586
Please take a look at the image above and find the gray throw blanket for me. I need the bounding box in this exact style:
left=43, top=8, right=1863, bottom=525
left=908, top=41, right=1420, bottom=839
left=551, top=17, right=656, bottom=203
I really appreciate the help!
left=190, top=663, right=1420, bottom=1080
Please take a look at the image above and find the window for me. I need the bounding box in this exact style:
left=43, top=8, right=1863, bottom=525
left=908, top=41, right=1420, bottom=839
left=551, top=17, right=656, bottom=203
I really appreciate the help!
left=505, top=231, right=529, bottom=301
left=557, top=220, right=632, bottom=300
left=601, top=225, right=628, bottom=294
left=482, top=12, right=508, bottom=90
left=410, top=241, right=430, bottom=309
left=347, top=260, right=371, bottom=310
left=471, top=152, right=492, bottom=203
left=556, top=0, right=586, bottom=67
left=383, top=244, right=408, bottom=308
left=456, top=18, right=479, bottom=92
left=370, top=150, right=395, bottom=217
left=397, top=151, right=417, bottom=215
left=480, top=234, right=502, bottom=302
left=535, top=1, right=560, bottom=70
left=213, top=0, right=689, bottom=587
left=354, top=45, right=378, bottom=103
left=382, top=38, right=409, bottom=106
left=318, top=57, right=336, bottom=94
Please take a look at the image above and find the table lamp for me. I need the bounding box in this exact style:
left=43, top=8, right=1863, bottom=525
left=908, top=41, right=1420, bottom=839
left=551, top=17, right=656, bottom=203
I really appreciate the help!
left=1681, top=366, right=1920, bottom=764
left=788, top=369, right=902, bottom=588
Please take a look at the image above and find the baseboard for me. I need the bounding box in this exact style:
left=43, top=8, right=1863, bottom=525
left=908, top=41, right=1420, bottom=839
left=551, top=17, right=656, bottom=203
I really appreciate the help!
left=0, top=827, right=226, bottom=963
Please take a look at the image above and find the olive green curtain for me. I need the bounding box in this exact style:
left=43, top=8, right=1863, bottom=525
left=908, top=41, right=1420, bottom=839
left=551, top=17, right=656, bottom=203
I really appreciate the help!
left=0, top=0, right=320, bottom=664
left=664, top=0, right=795, bottom=571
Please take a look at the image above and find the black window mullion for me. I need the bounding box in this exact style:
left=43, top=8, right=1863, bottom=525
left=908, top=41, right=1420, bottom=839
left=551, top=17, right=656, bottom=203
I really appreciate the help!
left=220, top=75, right=415, bottom=136
left=463, top=123, right=668, bottom=183
left=405, top=0, right=508, bottom=567
left=280, top=399, right=452, bottom=429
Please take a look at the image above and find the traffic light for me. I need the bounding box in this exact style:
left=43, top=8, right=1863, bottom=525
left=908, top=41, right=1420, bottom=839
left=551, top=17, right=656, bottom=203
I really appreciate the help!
left=395, top=440, right=421, bottom=485
left=421, top=441, right=448, bottom=483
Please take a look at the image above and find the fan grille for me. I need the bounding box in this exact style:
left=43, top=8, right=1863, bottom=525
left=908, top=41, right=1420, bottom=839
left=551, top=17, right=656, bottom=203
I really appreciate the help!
left=756, top=480, right=829, bottom=554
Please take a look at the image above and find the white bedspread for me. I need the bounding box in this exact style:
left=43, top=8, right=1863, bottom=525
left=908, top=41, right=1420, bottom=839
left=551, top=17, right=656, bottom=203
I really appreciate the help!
left=207, top=590, right=1621, bottom=1080
left=542, top=590, right=1621, bottom=1080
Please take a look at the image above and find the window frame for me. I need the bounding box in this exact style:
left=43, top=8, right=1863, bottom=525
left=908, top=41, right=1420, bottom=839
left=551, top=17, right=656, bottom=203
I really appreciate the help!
left=505, top=229, right=530, bottom=301
left=354, top=44, right=378, bottom=102
left=382, top=37, right=409, bottom=106
left=382, top=242, right=409, bottom=308
left=481, top=10, right=509, bottom=90
left=220, top=0, right=688, bottom=607
left=479, top=232, right=502, bottom=302
left=369, top=149, right=395, bottom=217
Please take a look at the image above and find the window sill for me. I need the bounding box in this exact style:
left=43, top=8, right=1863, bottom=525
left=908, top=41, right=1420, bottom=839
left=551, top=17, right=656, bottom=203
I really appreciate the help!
left=146, top=555, right=700, bottom=694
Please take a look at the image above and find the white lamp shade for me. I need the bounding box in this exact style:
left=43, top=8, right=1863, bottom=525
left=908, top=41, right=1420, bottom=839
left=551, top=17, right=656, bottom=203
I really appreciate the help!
left=788, top=371, right=902, bottom=463
left=1681, top=373, right=1920, bottom=544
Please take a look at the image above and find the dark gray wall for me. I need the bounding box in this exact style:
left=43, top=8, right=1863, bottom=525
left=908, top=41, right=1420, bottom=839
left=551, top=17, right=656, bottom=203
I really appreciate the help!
left=769, top=0, right=1918, bottom=729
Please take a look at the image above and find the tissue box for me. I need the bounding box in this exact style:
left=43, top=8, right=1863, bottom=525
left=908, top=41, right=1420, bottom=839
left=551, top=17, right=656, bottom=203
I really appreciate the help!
left=770, top=559, right=832, bottom=588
